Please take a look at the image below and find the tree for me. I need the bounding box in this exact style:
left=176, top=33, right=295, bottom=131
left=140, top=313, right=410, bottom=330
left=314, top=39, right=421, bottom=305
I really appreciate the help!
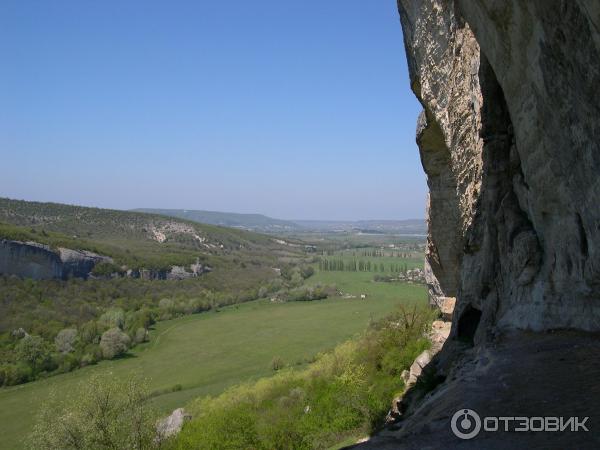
left=134, top=327, right=148, bottom=344
left=16, top=335, right=52, bottom=373
left=55, top=329, right=78, bottom=354
left=290, top=272, right=303, bottom=287
left=97, top=308, right=125, bottom=330
left=79, top=320, right=99, bottom=345
left=28, top=375, right=157, bottom=450
left=300, top=265, right=314, bottom=279
left=99, top=328, right=130, bottom=359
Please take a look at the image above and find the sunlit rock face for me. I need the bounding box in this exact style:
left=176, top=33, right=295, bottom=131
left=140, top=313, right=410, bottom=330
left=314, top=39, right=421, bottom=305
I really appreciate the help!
left=349, top=2, right=600, bottom=448
left=402, top=0, right=600, bottom=337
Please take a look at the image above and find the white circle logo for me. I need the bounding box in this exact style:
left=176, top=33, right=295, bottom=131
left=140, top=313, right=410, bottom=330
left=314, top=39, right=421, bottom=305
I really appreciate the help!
left=451, top=409, right=481, bottom=439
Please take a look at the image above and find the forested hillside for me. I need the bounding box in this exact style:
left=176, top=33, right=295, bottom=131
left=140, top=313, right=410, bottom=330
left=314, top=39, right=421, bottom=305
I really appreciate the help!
left=0, top=198, right=299, bottom=270
left=0, top=198, right=311, bottom=388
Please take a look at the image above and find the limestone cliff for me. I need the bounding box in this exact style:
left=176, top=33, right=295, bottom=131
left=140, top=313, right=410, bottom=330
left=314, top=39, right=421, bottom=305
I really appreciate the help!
left=357, top=1, right=600, bottom=448
left=403, top=0, right=600, bottom=339
left=0, top=239, right=210, bottom=281
left=0, top=239, right=112, bottom=280
left=0, top=240, right=63, bottom=280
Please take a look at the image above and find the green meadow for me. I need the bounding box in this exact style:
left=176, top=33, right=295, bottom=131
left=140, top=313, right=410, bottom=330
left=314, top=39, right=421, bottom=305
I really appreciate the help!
left=0, top=279, right=426, bottom=450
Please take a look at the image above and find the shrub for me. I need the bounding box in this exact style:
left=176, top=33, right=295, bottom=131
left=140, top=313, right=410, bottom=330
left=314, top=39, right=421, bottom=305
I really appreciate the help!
left=1, top=363, right=33, bottom=386
left=80, top=321, right=99, bottom=345
left=158, top=298, right=174, bottom=310
left=54, top=329, right=78, bottom=354
left=15, top=335, right=54, bottom=373
left=300, top=265, right=314, bottom=279
left=99, top=328, right=130, bottom=359
left=134, top=327, right=148, bottom=344
left=91, top=261, right=123, bottom=277
left=271, top=356, right=285, bottom=371
left=57, top=353, right=80, bottom=373
left=28, top=375, right=156, bottom=450
left=290, top=272, right=304, bottom=287
left=280, top=284, right=336, bottom=302
left=173, top=305, right=433, bottom=449
left=97, top=308, right=125, bottom=330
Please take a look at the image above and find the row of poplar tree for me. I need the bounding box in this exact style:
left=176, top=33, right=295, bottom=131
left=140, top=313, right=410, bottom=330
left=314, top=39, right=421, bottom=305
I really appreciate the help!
left=318, top=259, right=409, bottom=273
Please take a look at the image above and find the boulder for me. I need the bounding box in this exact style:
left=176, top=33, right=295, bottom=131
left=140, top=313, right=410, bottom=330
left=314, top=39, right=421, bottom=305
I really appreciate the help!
left=439, top=297, right=455, bottom=321
left=407, top=350, right=433, bottom=386
left=429, top=320, right=451, bottom=348
left=156, top=408, right=191, bottom=440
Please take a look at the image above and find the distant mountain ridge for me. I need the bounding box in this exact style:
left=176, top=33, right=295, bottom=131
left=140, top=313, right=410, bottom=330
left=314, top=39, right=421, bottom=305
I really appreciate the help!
left=133, top=208, right=301, bottom=233
left=135, top=208, right=426, bottom=235
left=293, top=219, right=427, bottom=235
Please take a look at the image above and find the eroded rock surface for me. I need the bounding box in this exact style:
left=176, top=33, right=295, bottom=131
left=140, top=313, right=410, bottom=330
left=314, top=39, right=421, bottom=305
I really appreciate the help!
left=404, top=0, right=600, bottom=339
left=0, top=239, right=111, bottom=280
left=356, top=331, right=600, bottom=449
left=356, top=0, right=600, bottom=447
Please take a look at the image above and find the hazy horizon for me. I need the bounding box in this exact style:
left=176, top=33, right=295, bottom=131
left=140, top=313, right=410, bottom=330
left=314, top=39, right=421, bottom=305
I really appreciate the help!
left=1, top=0, right=426, bottom=220
left=2, top=195, right=425, bottom=222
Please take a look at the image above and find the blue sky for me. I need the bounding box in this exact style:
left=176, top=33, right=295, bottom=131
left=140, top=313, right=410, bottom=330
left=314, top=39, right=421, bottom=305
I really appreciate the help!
left=0, top=0, right=425, bottom=220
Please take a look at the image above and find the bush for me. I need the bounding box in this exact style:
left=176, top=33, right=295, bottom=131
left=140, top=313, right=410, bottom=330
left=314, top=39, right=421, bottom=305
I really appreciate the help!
left=80, top=321, right=99, bottom=345
left=134, top=327, right=148, bottom=344
left=300, top=265, right=314, bottom=279
left=280, top=284, right=336, bottom=302
left=270, top=356, right=285, bottom=371
left=56, top=353, right=80, bottom=373
left=54, top=329, right=78, bottom=354
left=15, top=335, right=54, bottom=374
left=173, top=305, right=433, bottom=449
left=373, top=274, right=394, bottom=282
left=0, top=363, right=33, bottom=386
left=91, top=261, right=124, bottom=277
left=28, top=375, right=157, bottom=450
left=97, top=308, right=125, bottom=330
left=99, top=328, right=130, bottom=359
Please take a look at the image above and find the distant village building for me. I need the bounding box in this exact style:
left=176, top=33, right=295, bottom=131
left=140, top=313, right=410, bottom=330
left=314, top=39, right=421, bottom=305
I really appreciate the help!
left=404, top=268, right=425, bottom=283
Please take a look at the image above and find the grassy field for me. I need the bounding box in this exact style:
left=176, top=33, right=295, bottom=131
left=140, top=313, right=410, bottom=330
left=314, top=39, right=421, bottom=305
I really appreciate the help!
left=310, top=269, right=423, bottom=299
left=0, top=281, right=426, bottom=450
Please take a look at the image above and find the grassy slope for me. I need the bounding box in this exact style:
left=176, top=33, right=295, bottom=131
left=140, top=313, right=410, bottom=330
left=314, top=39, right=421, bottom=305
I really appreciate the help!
left=0, top=283, right=426, bottom=450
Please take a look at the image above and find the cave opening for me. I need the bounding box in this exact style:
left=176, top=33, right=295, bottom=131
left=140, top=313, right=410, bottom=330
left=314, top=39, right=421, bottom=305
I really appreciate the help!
left=457, top=305, right=482, bottom=345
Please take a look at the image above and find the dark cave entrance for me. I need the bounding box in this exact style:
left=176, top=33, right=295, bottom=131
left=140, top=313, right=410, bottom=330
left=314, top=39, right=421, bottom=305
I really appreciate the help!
left=457, top=305, right=482, bottom=344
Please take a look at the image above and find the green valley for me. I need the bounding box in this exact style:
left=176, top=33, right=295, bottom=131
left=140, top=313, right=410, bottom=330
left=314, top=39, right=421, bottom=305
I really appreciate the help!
left=0, top=289, right=426, bottom=449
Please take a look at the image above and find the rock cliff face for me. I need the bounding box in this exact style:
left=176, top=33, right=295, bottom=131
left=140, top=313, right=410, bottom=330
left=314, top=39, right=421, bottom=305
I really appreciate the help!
left=357, top=1, right=599, bottom=447
left=402, top=0, right=600, bottom=339
left=0, top=240, right=63, bottom=280
left=0, top=239, right=211, bottom=281
left=0, top=239, right=112, bottom=280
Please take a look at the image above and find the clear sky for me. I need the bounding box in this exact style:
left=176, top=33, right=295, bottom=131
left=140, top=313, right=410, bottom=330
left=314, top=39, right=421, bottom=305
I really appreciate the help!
left=0, top=0, right=425, bottom=221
